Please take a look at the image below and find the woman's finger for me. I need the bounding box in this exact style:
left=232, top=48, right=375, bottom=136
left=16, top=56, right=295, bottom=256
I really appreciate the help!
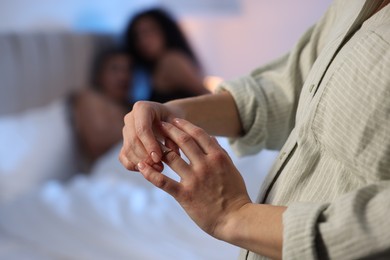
left=164, top=138, right=180, bottom=156
left=160, top=121, right=205, bottom=163
left=132, top=103, right=163, bottom=163
left=119, top=147, right=136, bottom=170
left=152, top=162, right=164, bottom=172
left=122, top=126, right=153, bottom=170
left=172, top=118, right=218, bottom=154
left=157, top=139, right=189, bottom=179
left=161, top=148, right=191, bottom=179
left=138, top=162, right=180, bottom=197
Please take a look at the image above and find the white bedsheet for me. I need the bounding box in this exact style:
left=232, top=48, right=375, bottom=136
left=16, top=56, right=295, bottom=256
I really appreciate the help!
left=0, top=99, right=77, bottom=203
left=0, top=101, right=278, bottom=260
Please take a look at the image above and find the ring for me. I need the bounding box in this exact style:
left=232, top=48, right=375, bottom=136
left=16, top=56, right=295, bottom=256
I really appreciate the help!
left=159, top=142, right=173, bottom=156
left=163, top=149, right=174, bottom=156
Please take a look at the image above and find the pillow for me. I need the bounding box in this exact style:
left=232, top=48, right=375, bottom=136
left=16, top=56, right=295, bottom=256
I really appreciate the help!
left=0, top=99, right=78, bottom=203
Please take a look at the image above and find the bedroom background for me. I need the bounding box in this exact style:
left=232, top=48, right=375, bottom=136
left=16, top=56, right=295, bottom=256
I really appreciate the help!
left=0, top=0, right=333, bottom=89
left=0, top=0, right=332, bottom=259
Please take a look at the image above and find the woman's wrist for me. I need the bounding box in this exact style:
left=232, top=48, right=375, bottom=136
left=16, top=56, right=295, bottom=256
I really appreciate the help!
left=217, top=203, right=286, bottom=260
left=165, top=92, right=242, bottom=137
left=216, top=202, right=253, bottom=242
left=165, top=99, right=187, bottom=122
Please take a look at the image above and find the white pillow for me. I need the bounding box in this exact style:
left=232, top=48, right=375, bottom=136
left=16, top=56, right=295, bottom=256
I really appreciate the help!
left=0, top=99, right=77, bottom=203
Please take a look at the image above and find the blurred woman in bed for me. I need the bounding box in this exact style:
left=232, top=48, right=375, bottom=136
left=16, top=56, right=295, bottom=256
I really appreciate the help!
left=71, top=47, right=133, bottom=166
left=124, top=8, right=209, bottom=103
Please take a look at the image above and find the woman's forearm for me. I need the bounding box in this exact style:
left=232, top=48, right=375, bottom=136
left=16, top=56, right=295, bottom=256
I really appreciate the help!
left=165, top=91, right=242, bottom=137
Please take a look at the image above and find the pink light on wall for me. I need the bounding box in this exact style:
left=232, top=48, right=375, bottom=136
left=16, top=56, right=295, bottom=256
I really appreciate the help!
left=180, top=0, right=333, bottom=80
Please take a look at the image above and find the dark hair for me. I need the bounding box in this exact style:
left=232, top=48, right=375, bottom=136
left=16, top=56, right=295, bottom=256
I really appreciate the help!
left=123, top=8, right=199, bottom=69
left=89, top=47, right=129, bottom=91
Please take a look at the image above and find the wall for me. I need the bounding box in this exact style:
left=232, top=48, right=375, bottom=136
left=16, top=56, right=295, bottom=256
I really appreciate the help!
left=0, top=0, right=239, bottom=33
left=181, top=0, right=333, bottom=79
left=0, top=0, right=156, bottom=33
left=0, top=0, right=333, bottom=81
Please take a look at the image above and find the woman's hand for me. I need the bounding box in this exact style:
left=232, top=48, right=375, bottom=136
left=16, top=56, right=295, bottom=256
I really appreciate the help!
left=120, top=106, right=284, bottom=259
left=119, top=92, right=243, bottom=173
left=136, top=118, right=252, bottom=239
left=119, top=101, right=182, bottom=172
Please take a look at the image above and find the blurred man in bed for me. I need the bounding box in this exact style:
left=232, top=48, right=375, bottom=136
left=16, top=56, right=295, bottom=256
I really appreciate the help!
left=0, top=47, right=133, bottom=201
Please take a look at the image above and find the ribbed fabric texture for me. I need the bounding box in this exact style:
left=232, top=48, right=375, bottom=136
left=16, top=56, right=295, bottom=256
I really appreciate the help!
left=217, top=0, right=390, bottom=259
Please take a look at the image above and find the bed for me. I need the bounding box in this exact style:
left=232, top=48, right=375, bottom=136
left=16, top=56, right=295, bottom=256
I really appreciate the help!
left=0, top=32, right=278, bottom=259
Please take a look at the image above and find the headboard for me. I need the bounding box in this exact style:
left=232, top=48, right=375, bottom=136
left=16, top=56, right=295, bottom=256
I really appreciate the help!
left=0, top=32, right=115, bottom=115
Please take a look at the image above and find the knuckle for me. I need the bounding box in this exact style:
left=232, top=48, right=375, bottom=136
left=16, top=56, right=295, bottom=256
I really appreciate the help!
left=194, top=164, right=209, bottom=177
left=128, top=133, right=139, bottom=145
left=144, top=172, right=167, bottom=189
left=118, top=150, right=126, bottom=161
left=123, top=113, right=131, bottom=123
left=177, top=133, right=192, bottom=144
left=120, top=144, right=131, bottom=156
left=135, top=124, right=148, bottom=136
left=127, top=162, right=136, bottom=171
left=165, top=150, right=179, bottom=162
left=143, top=170, right=152, bottom=181
left=145, top=157, right=156, bottom=167
left=119, top=154, right=135, bottom=170
left=118, top=153, right=125, bottom=165
left=191, top=127, right=205, bottom=138
left=210, top=151, right=226, bottom=163
left=163, top=122, right=173, bottom=130
left=154, top=174, right=167, bottom=188
left=119, top=147, right=143, bottom=171
left=133, top=101, right=146, bottom=110
left=123, top=128, right=132, bottom=142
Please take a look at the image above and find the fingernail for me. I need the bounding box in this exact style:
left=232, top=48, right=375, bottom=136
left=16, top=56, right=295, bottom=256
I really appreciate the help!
left=134, top=165, right=139, bottom=171
left=173, top=118, right=181, bottom=124
left=137, top=162, right=145, bottom=170
left=161, top=121, right=167, bottom=127
left=151, top=151, right=160, bottom=163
